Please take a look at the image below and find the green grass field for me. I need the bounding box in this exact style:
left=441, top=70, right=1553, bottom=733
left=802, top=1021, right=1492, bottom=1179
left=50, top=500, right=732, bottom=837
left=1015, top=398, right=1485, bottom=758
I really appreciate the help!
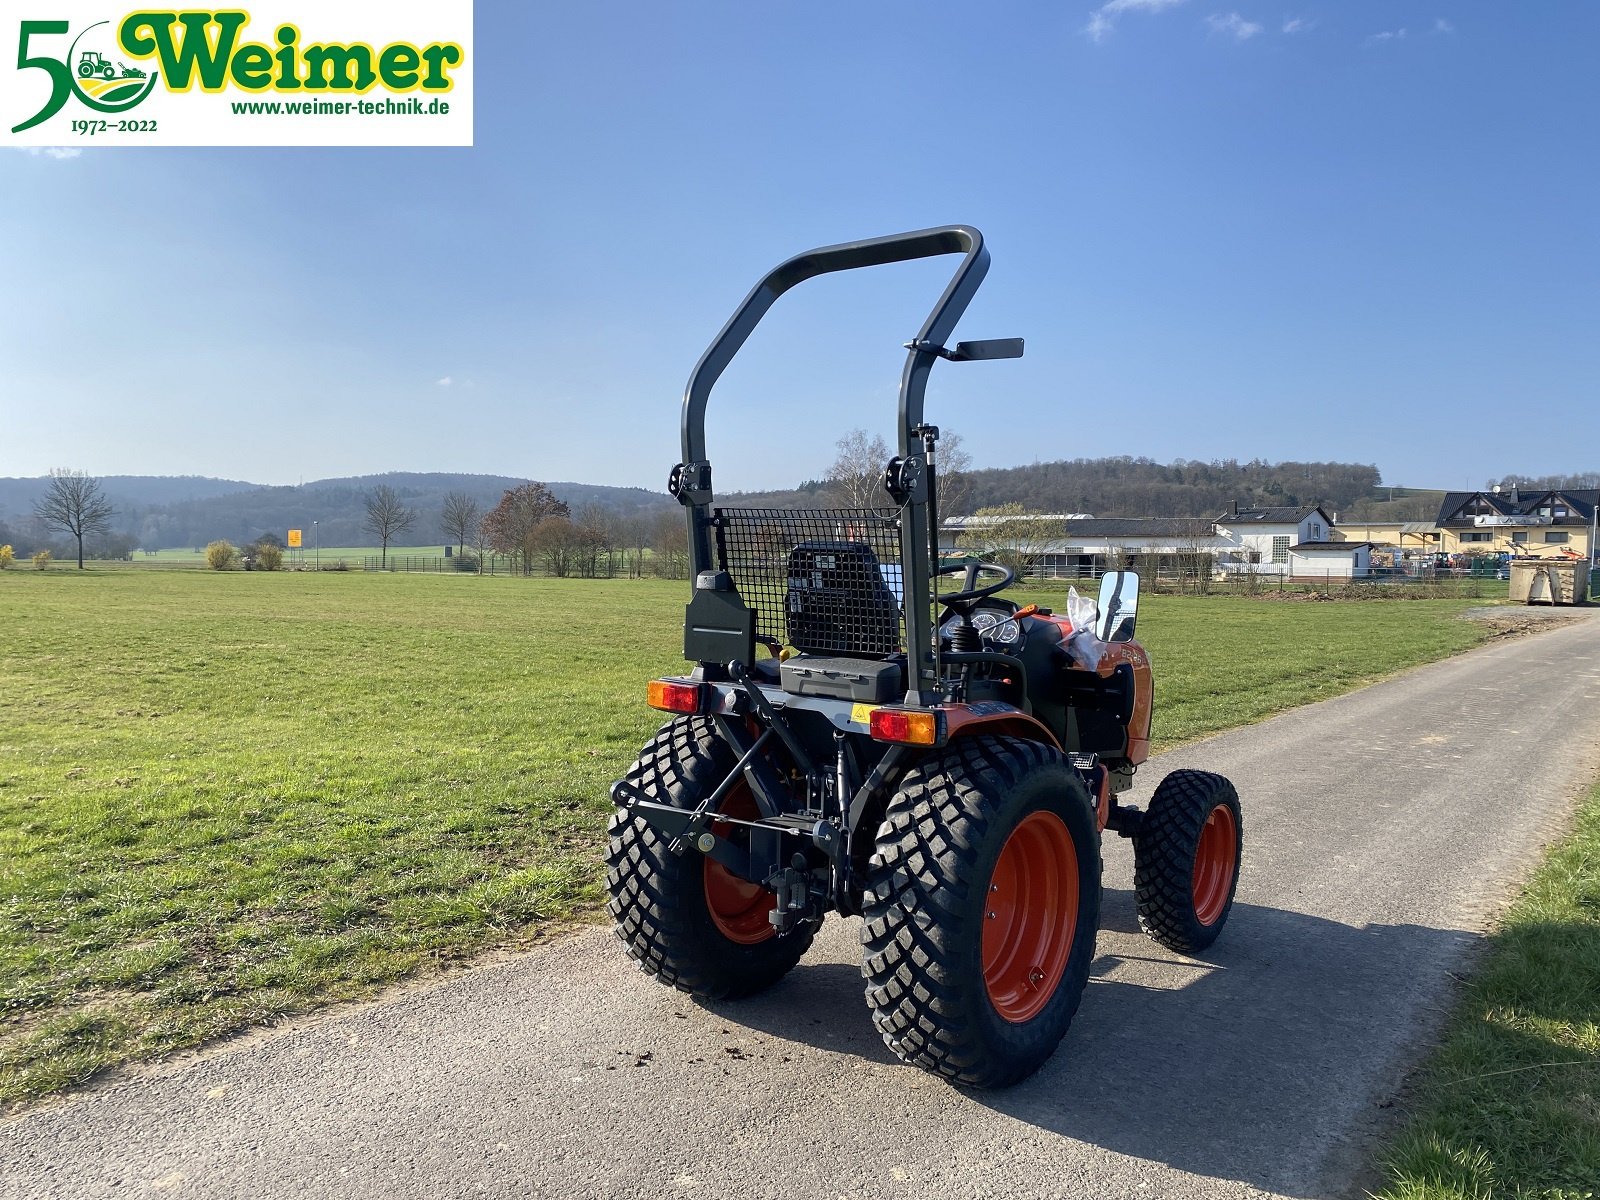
left=1378, top=780, right=1600, bottom=1200
left=0, top=570, right=1493, bottom=1104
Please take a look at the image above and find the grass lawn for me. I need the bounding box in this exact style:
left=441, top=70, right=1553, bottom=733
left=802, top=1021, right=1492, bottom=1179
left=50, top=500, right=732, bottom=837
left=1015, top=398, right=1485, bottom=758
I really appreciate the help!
left=1378, top=781, right=1600, bottom=1200
left=0, top=570, right=1493, bottom=1104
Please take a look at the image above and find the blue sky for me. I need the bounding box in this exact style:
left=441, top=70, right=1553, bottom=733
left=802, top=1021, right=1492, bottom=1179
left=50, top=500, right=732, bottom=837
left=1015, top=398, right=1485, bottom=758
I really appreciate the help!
left=4, top=1, right=1596, bottom=495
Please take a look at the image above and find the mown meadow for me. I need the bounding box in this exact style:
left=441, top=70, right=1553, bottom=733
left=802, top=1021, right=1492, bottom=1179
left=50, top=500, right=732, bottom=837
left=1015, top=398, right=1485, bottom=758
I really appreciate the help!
left=0, top=568, right=1492, bottom=1103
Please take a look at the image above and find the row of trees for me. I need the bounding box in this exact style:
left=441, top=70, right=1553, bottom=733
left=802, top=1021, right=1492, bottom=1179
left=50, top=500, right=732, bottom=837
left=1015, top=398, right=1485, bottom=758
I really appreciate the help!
left=429, top=482, right=692, bottom=579
left=2, top=470, right=693, bottom=578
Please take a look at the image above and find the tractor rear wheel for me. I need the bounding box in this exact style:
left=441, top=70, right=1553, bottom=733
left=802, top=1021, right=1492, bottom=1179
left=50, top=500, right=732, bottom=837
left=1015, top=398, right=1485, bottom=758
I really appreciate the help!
left=1133, top=769, right=1242, bottom=954
left=862, top=735, right=1101, bottom=1089
left=606, top=715, right=815, bottom=1000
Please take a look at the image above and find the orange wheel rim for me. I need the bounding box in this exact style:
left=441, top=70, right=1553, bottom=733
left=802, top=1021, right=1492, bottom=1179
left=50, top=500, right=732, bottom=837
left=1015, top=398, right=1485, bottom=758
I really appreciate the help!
left=1192, top=803, right=1238, bottom=927
left=982, top=810, right=1079, bottom=1024
left=702, top=784, right=777, bottom=944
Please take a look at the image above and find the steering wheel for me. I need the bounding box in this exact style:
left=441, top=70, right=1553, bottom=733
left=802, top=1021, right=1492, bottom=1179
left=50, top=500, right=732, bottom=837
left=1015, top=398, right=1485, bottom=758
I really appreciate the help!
left=935, top=559, right=1016, bottom=608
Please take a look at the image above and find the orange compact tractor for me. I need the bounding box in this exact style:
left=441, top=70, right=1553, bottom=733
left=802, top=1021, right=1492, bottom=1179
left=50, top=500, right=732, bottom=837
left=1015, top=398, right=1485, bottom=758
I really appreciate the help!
left=607, top=227, right=1243, bottom=1087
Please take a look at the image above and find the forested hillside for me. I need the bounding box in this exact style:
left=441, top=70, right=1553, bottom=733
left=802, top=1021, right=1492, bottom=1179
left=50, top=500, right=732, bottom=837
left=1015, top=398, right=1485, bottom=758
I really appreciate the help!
left=728, top=456, right=1385, bottom=519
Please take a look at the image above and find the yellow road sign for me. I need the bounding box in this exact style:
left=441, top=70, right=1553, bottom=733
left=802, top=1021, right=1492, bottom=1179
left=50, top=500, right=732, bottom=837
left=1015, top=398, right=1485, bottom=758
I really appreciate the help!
left=288, top=529, right=303, bottom=548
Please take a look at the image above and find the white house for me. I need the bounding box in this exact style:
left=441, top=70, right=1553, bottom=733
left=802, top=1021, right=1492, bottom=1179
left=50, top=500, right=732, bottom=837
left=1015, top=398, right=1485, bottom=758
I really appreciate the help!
left=1213, top=503, right=1336, bottom=578
left=1289, top=541, right=1373, bottom=581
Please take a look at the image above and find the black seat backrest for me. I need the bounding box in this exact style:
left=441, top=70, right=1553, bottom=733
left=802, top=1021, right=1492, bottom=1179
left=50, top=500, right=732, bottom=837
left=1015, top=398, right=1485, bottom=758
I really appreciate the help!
left=785, top=541, right=900, bottom=658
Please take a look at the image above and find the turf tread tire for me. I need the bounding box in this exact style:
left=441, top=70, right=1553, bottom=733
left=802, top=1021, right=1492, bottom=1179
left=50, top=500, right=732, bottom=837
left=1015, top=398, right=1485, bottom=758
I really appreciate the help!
left=606, top=716, right=814, bottom=1000
left=1133, top=769, right=1242, bottom=955
left=861, top=735, right=1101, bottom=1090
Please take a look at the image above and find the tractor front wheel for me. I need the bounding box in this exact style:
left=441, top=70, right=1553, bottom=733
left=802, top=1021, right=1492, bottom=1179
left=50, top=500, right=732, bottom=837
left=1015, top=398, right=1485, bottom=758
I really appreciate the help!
left=1133, top=769, right=1243, bottom=954
left=606, top=716, right=815, bottom=1000
left=862, top=735, right=1101, bottom=1089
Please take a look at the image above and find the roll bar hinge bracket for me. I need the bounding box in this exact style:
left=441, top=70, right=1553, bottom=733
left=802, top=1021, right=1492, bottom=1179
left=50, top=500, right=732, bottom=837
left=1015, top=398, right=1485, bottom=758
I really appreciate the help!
left=669, top=461, right=713, bottom=506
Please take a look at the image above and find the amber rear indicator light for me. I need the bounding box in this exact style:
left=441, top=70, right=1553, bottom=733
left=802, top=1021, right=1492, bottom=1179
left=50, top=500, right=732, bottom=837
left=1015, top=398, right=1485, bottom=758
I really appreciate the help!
left=869, top=707, right=941, bottom=746
left=647, top=679, right=704, bottom=714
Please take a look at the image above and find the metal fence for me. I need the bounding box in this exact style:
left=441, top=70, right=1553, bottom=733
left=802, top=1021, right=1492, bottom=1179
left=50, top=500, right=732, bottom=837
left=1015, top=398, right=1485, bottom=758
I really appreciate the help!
left=1013, top=564, right=1506, bottom=599
left=358, top=553, right=677, bottom=578
left=362, top=555, right=518, bottom=574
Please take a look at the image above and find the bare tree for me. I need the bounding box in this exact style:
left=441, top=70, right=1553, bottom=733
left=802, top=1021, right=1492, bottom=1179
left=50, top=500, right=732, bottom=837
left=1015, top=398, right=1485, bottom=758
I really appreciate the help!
left=532, top=515, right=581, bottom=577
left=651, top=511, right=689, bottom=579
left=34, top=468, right=115, bottom=569
left=471, top=513, right=495, bottom=574
left=957, top=503, right=1061, bottom=578
left=620, top=514, right=652, bottom=579
left=573, top=504, right=616, bottom=578
left=828, top=426, right=972, bottom=513
left=936, top=429, right=974, bottom=517
left=363, top=484, right=418, bottom=568
left=826, top=429, right=891, bottom=508
left=440, top=491, right=481, bottom=556
left=1173, top=526, right=1217, bottom=595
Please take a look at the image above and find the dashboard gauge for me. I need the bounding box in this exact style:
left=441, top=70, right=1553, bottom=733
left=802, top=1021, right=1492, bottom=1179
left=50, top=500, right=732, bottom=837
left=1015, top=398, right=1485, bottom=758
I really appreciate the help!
left=971, top=609, right=1020, bottom=645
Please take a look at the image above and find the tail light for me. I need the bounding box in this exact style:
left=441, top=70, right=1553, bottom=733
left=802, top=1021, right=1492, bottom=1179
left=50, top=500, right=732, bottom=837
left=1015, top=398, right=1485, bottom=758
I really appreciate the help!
left=869, top=707, right=941, bottom=746
left=646, top=679, right=704, bottom=714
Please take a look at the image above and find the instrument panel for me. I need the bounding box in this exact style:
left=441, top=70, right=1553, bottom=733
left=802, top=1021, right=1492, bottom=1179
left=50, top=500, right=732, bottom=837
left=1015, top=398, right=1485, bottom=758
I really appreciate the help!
left=940, top=604, right=1023, bottom=648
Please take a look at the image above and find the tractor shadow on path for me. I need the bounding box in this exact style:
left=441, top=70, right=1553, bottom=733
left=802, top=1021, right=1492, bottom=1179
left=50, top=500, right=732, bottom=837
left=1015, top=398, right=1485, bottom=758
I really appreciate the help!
left=712, top=889, right=1477, bottom=1199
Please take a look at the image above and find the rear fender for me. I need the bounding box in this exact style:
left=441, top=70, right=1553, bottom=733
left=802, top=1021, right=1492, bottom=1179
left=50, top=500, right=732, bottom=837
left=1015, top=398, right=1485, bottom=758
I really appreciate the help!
left=942, top=704, right=1062, bottom=750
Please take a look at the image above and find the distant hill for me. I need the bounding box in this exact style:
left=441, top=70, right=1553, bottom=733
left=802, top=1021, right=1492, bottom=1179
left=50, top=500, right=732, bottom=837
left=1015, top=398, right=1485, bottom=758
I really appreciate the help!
left=0, top=472, right=675, bottom=551
left=0, top=474, right=259, bottom=516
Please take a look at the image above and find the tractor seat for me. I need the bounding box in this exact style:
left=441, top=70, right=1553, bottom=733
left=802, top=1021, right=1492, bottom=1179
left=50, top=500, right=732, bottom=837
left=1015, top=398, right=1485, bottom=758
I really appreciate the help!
left=784, top=540, right=901, bottom=659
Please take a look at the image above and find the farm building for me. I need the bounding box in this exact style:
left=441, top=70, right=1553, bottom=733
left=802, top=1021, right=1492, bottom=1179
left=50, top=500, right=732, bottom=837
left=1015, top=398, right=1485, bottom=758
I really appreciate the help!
left=938, top=514, right=1217, bottom=577
left=1212, top=503, right=1336, bottom=578
left=1290, top=541, right=1373, bottom=581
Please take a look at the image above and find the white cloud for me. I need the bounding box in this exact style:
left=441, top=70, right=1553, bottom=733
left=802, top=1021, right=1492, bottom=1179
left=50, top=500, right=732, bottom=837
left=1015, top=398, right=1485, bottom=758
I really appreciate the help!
left=436, top=376, right=453, bottom=387
left=1084, top=0, right=1188, bottom=41
left=1367, top=28, right=1407, bottom=43
left=1433, top=17, right=1455, bottom=34
left=1282, top=16, right=1315, bottom=34
left=14, top=147, right=82, bottom=160
left=1206, top=12, right=1263, bottom=39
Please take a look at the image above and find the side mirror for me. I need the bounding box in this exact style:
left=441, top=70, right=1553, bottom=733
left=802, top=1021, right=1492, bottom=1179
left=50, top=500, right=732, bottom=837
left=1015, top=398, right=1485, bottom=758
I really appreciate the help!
left=950, top=338, right=1024, bottom=361
left=1096, top=571, right=1140, bottom=643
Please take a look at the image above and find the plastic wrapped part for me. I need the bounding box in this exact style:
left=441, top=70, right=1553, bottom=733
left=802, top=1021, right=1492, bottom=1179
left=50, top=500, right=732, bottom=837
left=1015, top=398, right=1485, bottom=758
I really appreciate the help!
left=1063, top=586, right=1108, bottom=671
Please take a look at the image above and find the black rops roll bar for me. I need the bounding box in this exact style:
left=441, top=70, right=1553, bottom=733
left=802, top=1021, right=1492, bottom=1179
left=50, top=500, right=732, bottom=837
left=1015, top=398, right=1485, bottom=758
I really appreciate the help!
left=672, top=225, right=1018, bottom=703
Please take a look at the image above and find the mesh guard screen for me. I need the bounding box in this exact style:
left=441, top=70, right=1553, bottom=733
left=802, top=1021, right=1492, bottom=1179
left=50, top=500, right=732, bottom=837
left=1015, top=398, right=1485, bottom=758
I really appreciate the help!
left=713, top=507, right=904, bottom=657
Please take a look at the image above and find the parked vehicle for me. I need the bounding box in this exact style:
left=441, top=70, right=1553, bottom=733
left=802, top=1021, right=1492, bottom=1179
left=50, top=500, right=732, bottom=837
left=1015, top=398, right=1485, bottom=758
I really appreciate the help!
left=607, top=227, right=1244, bottom=1088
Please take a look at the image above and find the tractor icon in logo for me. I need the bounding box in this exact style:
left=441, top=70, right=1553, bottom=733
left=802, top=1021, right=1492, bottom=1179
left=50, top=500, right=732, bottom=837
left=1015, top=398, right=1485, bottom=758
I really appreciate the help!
left=77, top=51, right=146, bottom=82
left=68, top=22, right=157, bottom=108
